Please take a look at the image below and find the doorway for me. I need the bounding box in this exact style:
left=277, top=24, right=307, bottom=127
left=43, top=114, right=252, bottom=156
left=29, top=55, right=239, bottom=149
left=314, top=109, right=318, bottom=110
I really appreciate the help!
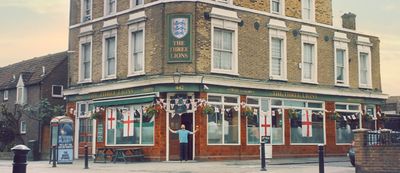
left=168, top=113, right=194, bottom=161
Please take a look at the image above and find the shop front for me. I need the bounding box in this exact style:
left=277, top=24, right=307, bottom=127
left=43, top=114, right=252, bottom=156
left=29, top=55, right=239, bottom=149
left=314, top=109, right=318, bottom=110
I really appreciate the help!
left=66, top=82, right=385, bottom=160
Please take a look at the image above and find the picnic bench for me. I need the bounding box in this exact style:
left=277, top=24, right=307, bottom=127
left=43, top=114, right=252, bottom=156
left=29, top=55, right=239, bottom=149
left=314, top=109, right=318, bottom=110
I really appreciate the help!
left=112, top=148, right=144, bottom=163
left=93, top=147, right=115, bottom=163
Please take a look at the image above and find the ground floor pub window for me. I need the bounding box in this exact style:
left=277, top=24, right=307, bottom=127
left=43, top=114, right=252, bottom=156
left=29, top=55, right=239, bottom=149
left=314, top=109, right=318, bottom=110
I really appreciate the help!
left=106, top=103, right=154, bottom=145
left=246, top=97, right=260, bottom=145
left=270, top=101, right=284, bottom=144
left=286, top=100, right=324, bottom=144
left=335, top=103, right=361, bottom=144
left=207, top=94, right=240, bottom=145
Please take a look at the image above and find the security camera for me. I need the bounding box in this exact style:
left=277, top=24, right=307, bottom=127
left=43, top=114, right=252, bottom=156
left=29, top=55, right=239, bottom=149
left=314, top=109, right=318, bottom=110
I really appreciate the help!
left=203, top=84, right=209, bottom=90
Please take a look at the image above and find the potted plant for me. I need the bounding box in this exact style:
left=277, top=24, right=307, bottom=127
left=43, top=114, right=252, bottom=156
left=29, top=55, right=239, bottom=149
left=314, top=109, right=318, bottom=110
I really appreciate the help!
left=90, top=111, right=103, bottom=121
left=288, top=109, right=298, bottom=120
left=202, top=105, right=215, bottom=116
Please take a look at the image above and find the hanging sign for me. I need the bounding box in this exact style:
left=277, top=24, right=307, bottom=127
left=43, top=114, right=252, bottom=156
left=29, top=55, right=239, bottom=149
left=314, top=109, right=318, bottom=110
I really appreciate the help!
left=167, top=14, right=193, bottom=63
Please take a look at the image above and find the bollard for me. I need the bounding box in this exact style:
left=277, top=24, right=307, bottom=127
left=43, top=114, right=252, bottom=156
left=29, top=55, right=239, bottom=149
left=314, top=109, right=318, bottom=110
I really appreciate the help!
left=318, top=144, right=324, bottom=173
left=52, top=145, right=57, bottom=167
left=11, top=145, right=31, bottom=173
left=84, top=145, right=89, bottom=169
left=260, top=140, right=266, bottom=171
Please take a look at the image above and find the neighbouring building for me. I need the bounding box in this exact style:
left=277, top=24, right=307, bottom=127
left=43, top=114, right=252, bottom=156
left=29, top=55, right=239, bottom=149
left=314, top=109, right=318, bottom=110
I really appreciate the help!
left=0, top=52, right=68, bottom=158
left=382, top=96, right=400, bottom=131
left=65, top=0, right=387, bottom=160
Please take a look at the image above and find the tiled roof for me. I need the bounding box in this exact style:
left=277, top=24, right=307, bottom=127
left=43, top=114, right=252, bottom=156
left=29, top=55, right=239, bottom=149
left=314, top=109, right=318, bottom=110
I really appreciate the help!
left=0, top=51, right=68, bottom=90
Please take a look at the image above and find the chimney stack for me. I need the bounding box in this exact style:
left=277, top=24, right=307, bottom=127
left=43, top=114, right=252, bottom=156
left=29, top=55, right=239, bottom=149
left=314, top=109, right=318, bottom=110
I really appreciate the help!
left=341, top=12, right=356, bottom=30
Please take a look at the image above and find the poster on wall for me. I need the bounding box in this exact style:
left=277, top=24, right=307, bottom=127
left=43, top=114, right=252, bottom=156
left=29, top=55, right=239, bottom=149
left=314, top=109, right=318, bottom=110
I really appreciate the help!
left=167, top=13, right=193, bottom=63
left=57, top=122, right=74, bottom=164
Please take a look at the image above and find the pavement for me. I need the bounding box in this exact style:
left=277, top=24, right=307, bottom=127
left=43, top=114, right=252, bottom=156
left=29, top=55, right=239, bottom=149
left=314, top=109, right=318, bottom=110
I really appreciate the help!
left=0, top=157, right=355, bottom=173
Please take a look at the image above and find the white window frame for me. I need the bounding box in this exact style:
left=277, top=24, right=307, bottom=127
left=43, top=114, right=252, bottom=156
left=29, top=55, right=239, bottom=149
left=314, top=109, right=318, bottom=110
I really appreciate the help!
left=104, top=0, right=117, bottom=16
left=3, top=90, right=8, bottom=101
left=128, top=21, right=145, bottom=76
left=270, top=0, right=285, bottom=15
left=358, top=46, right=372, bottom=89
left=211, top=19, right=239, bottom=75
left=20, top=121, right=27, bottom=134
left=335, top=102, right=362, bottom=145
left=102, top=29, right=117, bottom=80
left=269, top=29, right=287, bottom=81
left=78, top=36, right=93, bottom=83
left=301, top=0, right=315, bottom=21
left=130, top=0, right=144, bottom=8
left=81, top=0, right=92, bottom=22
left=334, top=36, right=350, bottom=87
left=246, top=97, right=261, bottom=146
left=301, top=35, right=318, bottom=84
left=51, top=85, right=64, bottom=98
left=206, top=94, right=241, bottom=146
left=270, top=99, right=285, bottom=145
left=16, top=75, right=27, bottom=105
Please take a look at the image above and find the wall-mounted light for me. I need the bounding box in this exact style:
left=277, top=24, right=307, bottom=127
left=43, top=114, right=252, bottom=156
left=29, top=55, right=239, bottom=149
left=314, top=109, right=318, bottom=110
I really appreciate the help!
left=173, top=69, right=181, bottom=84
left=204, top=12, right=211, bottom=21
left=292, top=29, right=299, bottom=37
left=239, top=20, right=244, bottom=27
left=254, top=22, right=260, bottom=30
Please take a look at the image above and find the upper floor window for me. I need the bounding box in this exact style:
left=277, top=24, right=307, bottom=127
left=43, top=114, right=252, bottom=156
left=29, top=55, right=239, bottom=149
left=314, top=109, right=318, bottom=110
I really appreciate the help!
left=3, top=90, right=8, bottom=101
left=271, top=0, right=284, bottom=15
left=52, top=85, right=63, bottom=98
left=79, top=37, right=92, bottom=83
left=210, top=8, right=240, bottom=75
left=300, top=26, right=318, bottom=84
left=82, top=0, right=92, bottom=22
left=357, top=36, right=373, bottom=89
left=302, top=0, right=315, bottom=21
left=334, top=32, right=350, bottom=86
left=131, top=0, right=143, bottom=8
left=130, top=30, right=144, bottom=75
left=16, top=75, right=27, bottom=105
left=103, top=36, right=117, bottom=79
left=268, top=19, right=288, bottom=81
left=104, top=0, right=117, bottom=16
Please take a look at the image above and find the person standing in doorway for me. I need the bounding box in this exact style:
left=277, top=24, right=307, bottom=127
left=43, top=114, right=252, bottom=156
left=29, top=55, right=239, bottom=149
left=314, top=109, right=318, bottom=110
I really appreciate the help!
left=169, top=124, right=198, bottom=162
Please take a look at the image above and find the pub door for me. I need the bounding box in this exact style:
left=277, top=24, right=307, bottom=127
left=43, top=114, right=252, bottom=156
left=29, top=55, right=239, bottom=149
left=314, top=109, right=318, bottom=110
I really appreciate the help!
left=168, top=113, right=194, bottom=161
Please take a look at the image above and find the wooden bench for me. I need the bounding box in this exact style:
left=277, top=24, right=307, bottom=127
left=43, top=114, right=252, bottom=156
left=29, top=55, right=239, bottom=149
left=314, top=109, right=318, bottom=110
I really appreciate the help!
left=94, top=148, right=115, bottom=163
left=113, top=148, right=144, bottom=163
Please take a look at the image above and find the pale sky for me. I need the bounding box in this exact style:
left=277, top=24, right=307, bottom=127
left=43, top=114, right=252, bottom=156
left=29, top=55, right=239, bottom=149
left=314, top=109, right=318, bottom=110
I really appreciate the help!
left=0, top=0, right=399, bottom=96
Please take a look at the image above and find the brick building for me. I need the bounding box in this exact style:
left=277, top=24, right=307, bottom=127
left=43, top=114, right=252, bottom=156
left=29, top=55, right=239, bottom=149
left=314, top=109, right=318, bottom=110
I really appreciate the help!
left=65, top=0, right=387, bottom=160
left=0, top=52, right=68, bottom=157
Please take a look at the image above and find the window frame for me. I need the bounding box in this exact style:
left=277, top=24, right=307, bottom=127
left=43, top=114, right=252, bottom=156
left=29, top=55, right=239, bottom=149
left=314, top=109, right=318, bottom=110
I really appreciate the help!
left=3, top=90, right=8, bottom=101
left=102, top=29, right=117, bottom=80
left=269, top=29, right=287, bottom=81
left=20, top=121, right=27, bottom=134
left=105, top=104, right=155, bottom=146
left=246, top=97, right=261, bottom=146
left=270, top=0, right=285, bottom=15
left=130, top=0, right=144, bottom=8
left=51, top=85, right=64, bottom=98
left=206, top=94, right=241, bottom=146
left=104, top=0, right=117, bottom=16
left=78, top=36, right=93, bottom=83
left=128, top=21, right=145, bottom=76
left=211, top=18, right=239, bottom=76
left=81, top=0, right=92, bottom=22
left=301, top=35, right=318, bottom=84
left=301, top=0, right=315, bottom=21
left=358, top=48, right=372, bottom=89
left=16, top=76, right=27, bottom=105
left=335, top=103, right=362, bottom=145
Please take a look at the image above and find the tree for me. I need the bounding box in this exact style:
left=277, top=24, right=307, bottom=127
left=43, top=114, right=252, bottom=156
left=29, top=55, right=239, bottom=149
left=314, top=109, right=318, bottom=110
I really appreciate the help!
left=0, top=104, right=25, bottom=151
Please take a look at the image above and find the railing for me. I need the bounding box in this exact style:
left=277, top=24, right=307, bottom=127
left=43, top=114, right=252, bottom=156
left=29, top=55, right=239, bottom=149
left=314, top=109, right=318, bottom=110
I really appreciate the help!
left=365, top=130, right=400, bottom=146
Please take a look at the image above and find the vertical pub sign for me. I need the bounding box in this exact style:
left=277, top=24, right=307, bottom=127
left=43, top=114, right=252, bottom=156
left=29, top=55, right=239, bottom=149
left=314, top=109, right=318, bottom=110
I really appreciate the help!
left=167, top=14, right=192, bottom=63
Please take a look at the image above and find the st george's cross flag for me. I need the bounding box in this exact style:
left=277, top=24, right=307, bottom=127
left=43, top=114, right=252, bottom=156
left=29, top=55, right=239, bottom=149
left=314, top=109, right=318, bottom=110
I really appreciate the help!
left=122, top=110, right=134, bottom=137
left=301, top=110, right=313, bottom=137
left=107, top=108, right=117, bottom=130
left=260, top=110, right=272, bottom=137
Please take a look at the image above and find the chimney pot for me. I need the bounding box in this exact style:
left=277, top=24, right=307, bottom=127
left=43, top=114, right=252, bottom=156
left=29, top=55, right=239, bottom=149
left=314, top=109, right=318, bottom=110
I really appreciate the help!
left=341, top=12, right=357, bottom=30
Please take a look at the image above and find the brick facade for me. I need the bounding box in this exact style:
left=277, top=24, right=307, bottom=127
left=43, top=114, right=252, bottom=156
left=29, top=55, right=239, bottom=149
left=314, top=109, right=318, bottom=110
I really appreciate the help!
left=66, top=0, right=386, bottom=160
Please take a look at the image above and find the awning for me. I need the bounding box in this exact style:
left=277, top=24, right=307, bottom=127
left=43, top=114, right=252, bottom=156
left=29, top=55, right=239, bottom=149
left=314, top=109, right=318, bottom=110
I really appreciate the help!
left=93, top=96, right=154, bottom=107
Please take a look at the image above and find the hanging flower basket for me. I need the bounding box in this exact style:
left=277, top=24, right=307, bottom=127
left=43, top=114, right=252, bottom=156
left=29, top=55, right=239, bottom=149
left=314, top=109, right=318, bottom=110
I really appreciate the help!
left=144, top=106, right=158, bottom=118
left=202, top=105, right=215, bottom=116
left=242, top=106, right=253, bottom=117
left=90, top=111, right=103, bottom=121
left=330, top=112, right=339, bottom=121
left=288, top=109, right=298, bottom=120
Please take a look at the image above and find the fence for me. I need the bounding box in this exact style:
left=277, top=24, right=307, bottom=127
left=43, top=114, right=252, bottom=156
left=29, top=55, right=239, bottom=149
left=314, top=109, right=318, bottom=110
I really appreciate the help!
left=365, top=130, right=400, bottom=146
